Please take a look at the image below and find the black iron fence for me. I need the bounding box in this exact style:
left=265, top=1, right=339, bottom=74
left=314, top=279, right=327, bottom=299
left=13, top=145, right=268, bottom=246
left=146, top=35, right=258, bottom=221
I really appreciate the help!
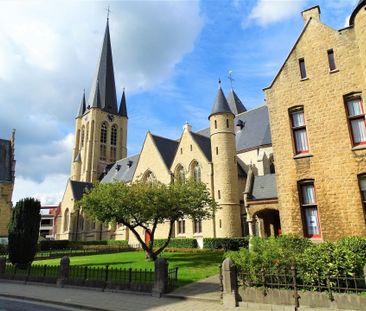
left=1, top=263, right=178, bottom=293
left=238, top=266, right=366, bottom=303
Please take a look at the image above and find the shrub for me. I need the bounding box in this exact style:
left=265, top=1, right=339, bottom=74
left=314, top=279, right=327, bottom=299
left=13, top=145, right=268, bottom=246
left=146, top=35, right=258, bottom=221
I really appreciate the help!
left=159, top=247, right=223, bottom=253
left=39, top=240, right=129, bottom=251
left=153, top=238, right=198, bottom=248
left=203, top=237, right=249, bottom=251
left=39, top=240, right=70, bottom=251
left=8, top=198, right=41, bottom=269
left=0, top=244, right=7, bottom=255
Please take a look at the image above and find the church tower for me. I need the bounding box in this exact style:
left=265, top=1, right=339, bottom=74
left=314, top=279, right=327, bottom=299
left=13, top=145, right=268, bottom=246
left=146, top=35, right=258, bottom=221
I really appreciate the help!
left=71, top=19, right=128, bottom=182
left=209, top=82, right=242, bottom=237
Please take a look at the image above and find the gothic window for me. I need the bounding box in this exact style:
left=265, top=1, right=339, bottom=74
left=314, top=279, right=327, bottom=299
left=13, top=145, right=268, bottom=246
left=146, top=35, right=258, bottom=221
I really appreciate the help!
left=63, top=209, right=69, bottom=232
left=190, top=161, right=201, bottom=182
left=101, top=122, right=107, bottom=144
left=193, top=219, right=202, bottom=234
left=143, top=170, right=156, bottom=183
left=81, top=126, right=85, bottom=147
left=177, top=220, right=185, bottom=234
left=79, top=212, right=85, bottom=232
left=100, top=122, right=108, bottom=161
left=175, top=165, right=185, bottom=183
left=111, top=125, right=117, bottom=146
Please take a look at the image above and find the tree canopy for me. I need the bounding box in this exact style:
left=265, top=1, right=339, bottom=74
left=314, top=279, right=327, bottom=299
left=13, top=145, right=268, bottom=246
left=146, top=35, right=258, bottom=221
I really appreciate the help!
left=77, top=179, right=216, bottom=260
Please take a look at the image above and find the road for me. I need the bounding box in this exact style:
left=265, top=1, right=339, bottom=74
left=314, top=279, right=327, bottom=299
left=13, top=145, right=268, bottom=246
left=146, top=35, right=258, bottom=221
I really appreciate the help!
left=0, top=297, right=86, bottom=311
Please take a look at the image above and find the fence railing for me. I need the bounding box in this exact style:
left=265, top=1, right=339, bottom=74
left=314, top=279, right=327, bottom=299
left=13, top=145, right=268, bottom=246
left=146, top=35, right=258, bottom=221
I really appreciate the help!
left=0, top=261, right=178, bottom=294
left=237, top=265, right=366, bottom=304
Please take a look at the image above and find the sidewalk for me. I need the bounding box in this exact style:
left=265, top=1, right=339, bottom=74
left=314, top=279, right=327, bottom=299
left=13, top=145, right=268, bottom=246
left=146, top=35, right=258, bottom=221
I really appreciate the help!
left=0, top=280, right=224, bottom=311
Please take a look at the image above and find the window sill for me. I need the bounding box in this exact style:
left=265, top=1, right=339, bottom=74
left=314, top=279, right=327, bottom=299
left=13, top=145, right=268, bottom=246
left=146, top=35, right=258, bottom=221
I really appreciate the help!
left=352, top=145, right=366, bottom=151
left=329, top=69, right=339, bottom=74
left=300, top=77, right=309, bottom=82
left=293, top=153, right=313, bottom=160
left=193, top=233, right=203, bottom=237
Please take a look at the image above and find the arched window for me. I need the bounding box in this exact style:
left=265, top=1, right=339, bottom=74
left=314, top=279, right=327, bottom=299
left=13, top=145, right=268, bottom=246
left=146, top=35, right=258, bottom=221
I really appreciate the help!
left=110, top=125, right=117, bottom=161
left=100, top=122, right=108, bottom=161
left=63, top=209, right=69, bottom=232
left=79, top=212, right=85, bottom=232
left=81, top=126, right=85, bottom=147
left=175, top=165, right=185, bottom=183
left=190, top=161, right=201, bottom=182
left=143, top=170, right=156, bottom=183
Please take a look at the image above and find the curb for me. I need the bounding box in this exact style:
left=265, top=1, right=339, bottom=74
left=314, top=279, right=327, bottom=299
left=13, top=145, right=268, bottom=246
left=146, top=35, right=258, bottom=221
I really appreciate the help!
left=164, top=293, right=221, bottom=304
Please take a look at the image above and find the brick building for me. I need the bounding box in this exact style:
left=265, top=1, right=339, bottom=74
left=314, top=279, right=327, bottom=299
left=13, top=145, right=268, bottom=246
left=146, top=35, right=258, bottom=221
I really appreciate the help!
left=0, top=130, right=16, bottom=239
left=258, top=2, right=366, bottom=240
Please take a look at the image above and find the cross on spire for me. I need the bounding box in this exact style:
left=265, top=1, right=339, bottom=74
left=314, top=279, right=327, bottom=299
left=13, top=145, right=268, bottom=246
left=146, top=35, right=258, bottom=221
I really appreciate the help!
left=106, top=5, right=111, bottom=20
left=228, top=70, right=235, bottom=89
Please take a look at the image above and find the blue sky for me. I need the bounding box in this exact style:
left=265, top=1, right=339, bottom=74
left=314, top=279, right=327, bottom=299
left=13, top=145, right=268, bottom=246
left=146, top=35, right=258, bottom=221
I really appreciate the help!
left=0, top=0, right=358, bottom=204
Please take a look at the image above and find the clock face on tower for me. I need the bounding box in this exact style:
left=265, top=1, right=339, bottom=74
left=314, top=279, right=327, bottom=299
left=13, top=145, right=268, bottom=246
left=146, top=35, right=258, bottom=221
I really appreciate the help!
left=107, top=114, right=114, bottom=122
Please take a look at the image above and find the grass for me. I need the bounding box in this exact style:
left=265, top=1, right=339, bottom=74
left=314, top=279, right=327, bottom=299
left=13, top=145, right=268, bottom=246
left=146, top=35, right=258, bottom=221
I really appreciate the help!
left=34, top=251, right=224, bottom=286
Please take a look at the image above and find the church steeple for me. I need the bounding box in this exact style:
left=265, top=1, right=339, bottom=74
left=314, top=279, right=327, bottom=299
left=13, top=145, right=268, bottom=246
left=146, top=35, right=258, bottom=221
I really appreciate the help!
left=88, top=19, right=118, bottom=114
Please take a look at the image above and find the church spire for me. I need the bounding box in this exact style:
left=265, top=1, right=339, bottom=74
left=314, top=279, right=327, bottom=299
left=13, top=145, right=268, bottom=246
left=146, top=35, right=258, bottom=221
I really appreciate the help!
left=119, top=88, right=128, bottom=118
left=88, top=18, right=118, bottom=114
left=77, top=90, right=86, bottom=117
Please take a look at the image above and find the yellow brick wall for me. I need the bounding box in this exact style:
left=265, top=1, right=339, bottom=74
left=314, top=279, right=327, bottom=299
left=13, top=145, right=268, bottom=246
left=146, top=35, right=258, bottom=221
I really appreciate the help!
left=0, top=183, right=13, bottom=237
left=264, top=14, right=366, bottom=240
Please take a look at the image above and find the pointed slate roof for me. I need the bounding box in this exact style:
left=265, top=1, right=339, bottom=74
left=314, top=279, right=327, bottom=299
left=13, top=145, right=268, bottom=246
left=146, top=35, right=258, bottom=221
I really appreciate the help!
left=70, top=180, right=93, bottom=201
left=119, top=89, right=128, bottom=117
left=88, top=19, right=118, bottom=114
left=190, top=132, right=212, bottom=161
left=151, top=134, right=179, bottom=168
left=350, top=0, right=366, bottom=25
left=226, top=89, right=247, bottom=115
left=77, top=91, right=86, bottom=117
left=250, top=174, right=277, bottom=200
left=208, top=83, right=233, bottom=119
left=101, top=154, right=139, bottom=183
left=74, top=152, right=81, bottom=162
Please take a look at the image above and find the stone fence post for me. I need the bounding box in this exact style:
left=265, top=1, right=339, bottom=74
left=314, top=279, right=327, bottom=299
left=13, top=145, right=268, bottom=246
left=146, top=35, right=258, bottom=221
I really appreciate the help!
left=57, top=256, right=70, bottom=288
left=222, top=258, right=239, bottom=308
left=0, top=257, right=6, bottom=275
left=152, top=258, right=168, bottom=297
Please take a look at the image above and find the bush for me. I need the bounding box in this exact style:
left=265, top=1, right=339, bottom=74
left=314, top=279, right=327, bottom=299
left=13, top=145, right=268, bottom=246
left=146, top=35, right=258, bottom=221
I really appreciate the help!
left=159, top=247, right=223, bottom=253
left=0, top=244, right=7, bottom=255
left=153, top=238, right=198, bottom=248
left=39, top=239, right=129, bottom=251
left=226, top=235, right=366, bottom=288
left=203, top=237, right=249, bottom=251
left=8, top=198, right=41, bottom=268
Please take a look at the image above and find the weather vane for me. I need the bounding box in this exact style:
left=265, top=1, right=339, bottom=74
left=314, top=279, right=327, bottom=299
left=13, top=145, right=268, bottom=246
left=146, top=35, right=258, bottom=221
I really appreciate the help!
left=228, top=70, right=234, bottom=89
left=106, top=5, right=111, bottom=20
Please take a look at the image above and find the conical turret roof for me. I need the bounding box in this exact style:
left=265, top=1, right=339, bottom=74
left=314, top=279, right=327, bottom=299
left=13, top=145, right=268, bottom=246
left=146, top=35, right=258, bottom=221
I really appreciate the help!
left=226, top=89, right=247, bottom=115
left=88, top=19, right=118, bottom=114
left=208, top=82, right=233, bottom=119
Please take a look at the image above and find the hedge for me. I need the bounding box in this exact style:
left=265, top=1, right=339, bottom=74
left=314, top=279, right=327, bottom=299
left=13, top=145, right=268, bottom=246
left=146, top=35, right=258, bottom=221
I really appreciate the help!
left=39, top=239, right=129, bottom=251
left=226, top=235, right=366, bottom=287
left=153, top=238, right=198, bottom=248
left=203, top=237, right=249, bottom=251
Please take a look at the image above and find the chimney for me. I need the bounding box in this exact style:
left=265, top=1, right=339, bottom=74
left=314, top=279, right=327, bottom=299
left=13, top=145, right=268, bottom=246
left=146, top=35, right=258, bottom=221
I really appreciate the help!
left=301, top=5, right=321, bottom=23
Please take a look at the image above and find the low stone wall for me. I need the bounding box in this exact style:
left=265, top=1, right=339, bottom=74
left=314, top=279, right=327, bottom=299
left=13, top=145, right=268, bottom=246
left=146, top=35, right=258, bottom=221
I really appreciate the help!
left=239, top=287, right=366, bottom=311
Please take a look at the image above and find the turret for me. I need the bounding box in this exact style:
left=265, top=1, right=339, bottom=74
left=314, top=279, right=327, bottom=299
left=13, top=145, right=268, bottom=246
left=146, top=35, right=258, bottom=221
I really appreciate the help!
left=209, top=82, right=242, bottom=237
left=350, top=0, right=366, bottom=91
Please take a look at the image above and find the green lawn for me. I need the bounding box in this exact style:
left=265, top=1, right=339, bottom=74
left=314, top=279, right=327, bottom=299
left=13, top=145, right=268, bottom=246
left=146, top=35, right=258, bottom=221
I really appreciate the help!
left=34, top=251, right=224, bottom=286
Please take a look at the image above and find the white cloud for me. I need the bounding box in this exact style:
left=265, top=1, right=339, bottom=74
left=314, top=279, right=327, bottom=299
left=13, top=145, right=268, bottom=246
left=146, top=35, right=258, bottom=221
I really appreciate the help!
left=1, top=0, right=203, bottom=205
left=13, top=174, right=68, bottom=206
left=246, top=0, right=307, bottom=27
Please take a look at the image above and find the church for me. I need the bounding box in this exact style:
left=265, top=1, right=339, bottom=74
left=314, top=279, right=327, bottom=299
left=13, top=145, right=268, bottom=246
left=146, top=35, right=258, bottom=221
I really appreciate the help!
left=55, top=1, right=366, bottom=243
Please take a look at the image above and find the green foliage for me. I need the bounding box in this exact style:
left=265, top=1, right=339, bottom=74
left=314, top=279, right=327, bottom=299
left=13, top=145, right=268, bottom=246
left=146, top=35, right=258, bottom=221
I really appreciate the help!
left=8, top=198, right=41, bottom=268
left=154, top=238, right=198, bottom=248
left=78, top=179, right=216, bottom=260
left=39, top=239, right=129, bottom=251
left=203, top=237, right=249, bottom=251
left=226, top=236, right=366, bottom=289
left=0, top=244, right=7, bottom=255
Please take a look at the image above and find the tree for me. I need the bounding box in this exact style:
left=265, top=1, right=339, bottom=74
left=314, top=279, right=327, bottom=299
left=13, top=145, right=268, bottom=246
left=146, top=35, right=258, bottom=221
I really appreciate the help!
left=8, top=198, right=41, bottom=269
left=78, top=179, right=216, bottom=260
